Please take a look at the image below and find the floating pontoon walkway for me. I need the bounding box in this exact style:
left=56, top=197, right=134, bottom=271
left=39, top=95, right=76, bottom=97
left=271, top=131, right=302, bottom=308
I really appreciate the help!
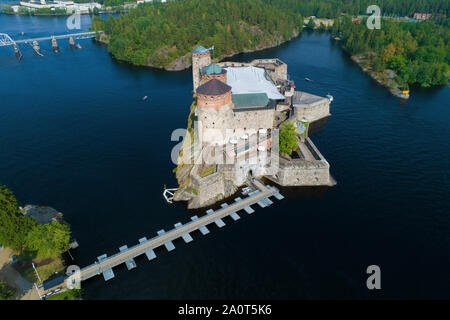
left=79, top=179, right=283, bottom=282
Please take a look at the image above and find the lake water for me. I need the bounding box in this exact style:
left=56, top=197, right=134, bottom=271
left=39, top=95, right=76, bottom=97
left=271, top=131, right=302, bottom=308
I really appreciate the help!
left=0, top=13, right=449, bottom=299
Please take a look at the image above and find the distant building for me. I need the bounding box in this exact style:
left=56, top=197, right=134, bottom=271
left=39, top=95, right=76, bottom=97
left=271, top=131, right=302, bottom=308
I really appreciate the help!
left=19, top=0, right=102, bottom=13
left=412, top=13, right=432, bottom=20
left=306, top=17, right=335, bottom=27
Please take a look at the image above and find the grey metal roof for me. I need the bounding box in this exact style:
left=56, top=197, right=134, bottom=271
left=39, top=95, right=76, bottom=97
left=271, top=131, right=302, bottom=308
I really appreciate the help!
left=224, top=66, right=285, bottom=100
left=292, top=91, right=328, bottom=108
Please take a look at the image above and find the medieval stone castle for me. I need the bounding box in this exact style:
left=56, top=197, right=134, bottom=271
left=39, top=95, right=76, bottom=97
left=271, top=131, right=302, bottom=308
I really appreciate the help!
left=173, top=45, right=335, bottom=208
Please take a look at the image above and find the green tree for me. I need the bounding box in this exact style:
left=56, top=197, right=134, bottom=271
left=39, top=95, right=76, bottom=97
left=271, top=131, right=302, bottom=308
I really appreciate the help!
left=25, top=222, right=71, bottom=259
left=279, top=122, right=298, bottom=156
left=388, top=54, right=407, bottom=71
left=306, top=18, right=316, bottom=29
left=0, top=281, right=15, bottom=300
left=0, top=185, right=36, bottom=252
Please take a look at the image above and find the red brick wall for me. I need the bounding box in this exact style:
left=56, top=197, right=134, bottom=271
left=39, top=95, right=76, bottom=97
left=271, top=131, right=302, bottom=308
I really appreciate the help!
left=201, top=72, right=227, bottom=84
left=198, top=91, right=232, bottom=110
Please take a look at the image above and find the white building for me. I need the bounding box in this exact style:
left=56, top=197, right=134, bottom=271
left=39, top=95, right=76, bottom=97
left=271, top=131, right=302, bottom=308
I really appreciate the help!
left=19, top=0, right=102, bottom=13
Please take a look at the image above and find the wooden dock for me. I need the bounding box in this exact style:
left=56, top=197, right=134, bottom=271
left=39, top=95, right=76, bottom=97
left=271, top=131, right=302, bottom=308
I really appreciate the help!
left=79, top=179, right=283, bottom=282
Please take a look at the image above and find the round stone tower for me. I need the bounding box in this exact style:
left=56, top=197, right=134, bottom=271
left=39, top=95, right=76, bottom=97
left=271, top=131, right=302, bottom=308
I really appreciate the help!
left=197, top=79, right=234, bottom=146
left=192, top=45, right=211, bottom=93
left=200, top=63, right=227, bottom=85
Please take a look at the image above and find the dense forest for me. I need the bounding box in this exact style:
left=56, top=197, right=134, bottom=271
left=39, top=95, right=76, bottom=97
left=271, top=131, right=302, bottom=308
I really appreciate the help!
left=92, top=0, right=304, bottom=68
left=92, top=0, right=449, bottom=71
left=334, top=16, right=449, bottom=88
left=0, top=184, right=71, bottom=259
left=282, top=0, right=449, bottom=18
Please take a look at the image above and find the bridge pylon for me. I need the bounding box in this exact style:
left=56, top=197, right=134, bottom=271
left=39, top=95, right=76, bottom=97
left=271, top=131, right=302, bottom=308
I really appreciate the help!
left=0, top=33, right=16, bottom=47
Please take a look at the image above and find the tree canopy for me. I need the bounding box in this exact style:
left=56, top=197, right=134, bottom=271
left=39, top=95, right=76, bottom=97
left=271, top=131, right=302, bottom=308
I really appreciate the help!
left=0, top=184, right=71, bottom=259
left=25, top=222, right=71, bottom=259
left=333, top=16, right=450, bottom=88
left=91, top=0, right=304, bottom=67
left=0, top=281, right=14, bottom=300
left=91, top=0, right=449, bottom=71
left=0, top=185, right=36, bottom=252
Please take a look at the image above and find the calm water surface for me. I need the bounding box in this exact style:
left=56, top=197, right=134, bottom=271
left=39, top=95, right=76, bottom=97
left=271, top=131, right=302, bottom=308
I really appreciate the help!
left=0, top=14, right=449, bottom=299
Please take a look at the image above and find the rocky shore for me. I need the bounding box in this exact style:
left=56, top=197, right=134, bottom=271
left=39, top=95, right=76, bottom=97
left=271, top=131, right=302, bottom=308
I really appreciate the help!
left=350, top=53, right=410, bottom=99
left=96, top=28, right=300, bottom=72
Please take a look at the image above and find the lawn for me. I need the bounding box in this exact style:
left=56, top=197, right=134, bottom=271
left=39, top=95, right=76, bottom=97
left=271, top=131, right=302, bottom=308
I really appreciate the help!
left=22, top=258, right=65, bottom=284
left=200, top=165, right=216, bottom=178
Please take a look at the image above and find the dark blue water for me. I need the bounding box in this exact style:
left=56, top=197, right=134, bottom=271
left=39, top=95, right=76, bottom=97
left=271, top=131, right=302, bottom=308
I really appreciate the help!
left=0, top=14, right=449, bottom=299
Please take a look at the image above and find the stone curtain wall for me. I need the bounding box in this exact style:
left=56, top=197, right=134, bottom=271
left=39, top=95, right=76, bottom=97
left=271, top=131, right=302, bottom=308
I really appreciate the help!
left=275, top=159, right=330, bottom=186
left=272, top=138, right=331, bottom=186
left=191, top=170, right=225, bottom=207
left=233, top=108, right=275, bottom=131
left=197, top=102, right=234, bottom=145
left=293, top=101, right=330, bottom=123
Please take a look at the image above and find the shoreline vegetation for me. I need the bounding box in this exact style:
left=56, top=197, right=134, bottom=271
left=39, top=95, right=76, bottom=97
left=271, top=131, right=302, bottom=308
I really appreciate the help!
left=350, top=53, right=410, bottom=99
left=91, top=0, right=304, bottom=70
left=91, top=0, right=449, bottom=97
left=2, top=1, right=448, bottom=96
left=0, top=184, right=74, bottom=300
left=332, top=15, right=449, bottom=99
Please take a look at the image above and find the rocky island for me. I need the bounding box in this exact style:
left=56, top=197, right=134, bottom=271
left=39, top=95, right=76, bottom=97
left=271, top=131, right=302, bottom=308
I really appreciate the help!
left=92, top=0, right=304, bottom=70
left=173, top=46, right=335, bottom=209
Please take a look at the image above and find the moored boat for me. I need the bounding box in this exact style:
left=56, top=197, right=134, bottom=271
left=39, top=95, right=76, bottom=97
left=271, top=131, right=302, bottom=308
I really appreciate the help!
left=13, top=43, right=22, bottom=61
left=69, top=36, right=76, bottom=48
left=326, top=94, right=334, bottom=102
left=32, top=40, right=43, bottom=56
left=51, top=36, right=60, bottom=54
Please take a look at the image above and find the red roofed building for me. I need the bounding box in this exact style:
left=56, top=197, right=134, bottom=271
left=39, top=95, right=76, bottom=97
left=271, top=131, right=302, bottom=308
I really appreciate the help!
left=413, top=13, right=432, bottom=20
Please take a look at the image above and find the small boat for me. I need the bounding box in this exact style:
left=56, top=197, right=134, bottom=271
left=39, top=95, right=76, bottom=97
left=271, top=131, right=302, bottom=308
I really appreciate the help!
left=31, top=40, right=43, bottom=56
left=142, top=96, right=148, bottom=101
left=13, top=43, right=22, bottom=61
left=69, top=36, right=76, bottom=48
left=326, top=94, right=334, bottom=102
left=21, top=32, right=25, bottom=36
left=305, top=77, right=313, bottom=82
left=51, top=36, right=60, bottom=54
left=76, top=44, right=82, bottom=49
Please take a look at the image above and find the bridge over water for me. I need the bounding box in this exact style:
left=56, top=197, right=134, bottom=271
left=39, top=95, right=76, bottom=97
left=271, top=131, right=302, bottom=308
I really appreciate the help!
left=77, top=178, right=284, bottom=283
left=0, top=31, right=100, bottom=47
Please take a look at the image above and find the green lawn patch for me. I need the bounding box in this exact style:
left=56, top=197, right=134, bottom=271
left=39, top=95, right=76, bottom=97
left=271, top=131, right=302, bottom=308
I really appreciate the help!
left=200, top=165, right=216, bottom=178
